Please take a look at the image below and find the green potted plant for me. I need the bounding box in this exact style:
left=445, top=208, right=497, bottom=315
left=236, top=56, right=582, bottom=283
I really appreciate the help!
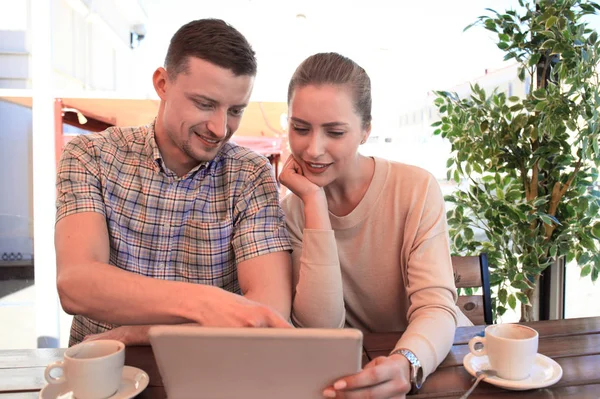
left=433, top=0, right=600, bottom=321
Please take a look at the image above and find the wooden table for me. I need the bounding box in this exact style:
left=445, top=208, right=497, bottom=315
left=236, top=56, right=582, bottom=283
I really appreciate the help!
left=2, top=317, right=599, bottom=398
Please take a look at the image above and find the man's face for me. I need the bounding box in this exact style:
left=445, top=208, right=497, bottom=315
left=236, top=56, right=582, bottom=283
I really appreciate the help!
left=154, top=57, right=254, bottom=175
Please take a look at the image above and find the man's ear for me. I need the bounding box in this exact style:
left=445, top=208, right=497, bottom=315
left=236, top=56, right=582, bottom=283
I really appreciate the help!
left=153, top=67, right=169, bottom=100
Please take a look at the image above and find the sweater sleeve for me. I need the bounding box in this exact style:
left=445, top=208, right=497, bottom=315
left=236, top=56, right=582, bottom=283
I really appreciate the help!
left=392, top=177, right=458, bottom=379
left=281, top=196, right=346, bottom=328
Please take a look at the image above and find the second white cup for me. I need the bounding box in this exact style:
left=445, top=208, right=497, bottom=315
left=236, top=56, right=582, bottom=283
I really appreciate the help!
left=468, top=324, right=539, bottom=380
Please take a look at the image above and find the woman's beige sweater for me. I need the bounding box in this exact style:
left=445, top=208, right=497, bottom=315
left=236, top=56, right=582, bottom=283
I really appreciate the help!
left=281, top=157, right=472, bottom=378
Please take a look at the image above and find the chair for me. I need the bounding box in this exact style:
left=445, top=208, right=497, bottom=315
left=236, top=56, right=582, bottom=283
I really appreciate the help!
left=451, top=253, right=493, bottom=325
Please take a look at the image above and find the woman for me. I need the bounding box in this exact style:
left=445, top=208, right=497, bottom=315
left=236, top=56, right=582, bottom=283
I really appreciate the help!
left=279, top=52, right=472, bottom=399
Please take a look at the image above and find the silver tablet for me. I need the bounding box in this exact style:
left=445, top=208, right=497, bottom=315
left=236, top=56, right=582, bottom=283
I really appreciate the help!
left=149, top=325, right=363, bottom=399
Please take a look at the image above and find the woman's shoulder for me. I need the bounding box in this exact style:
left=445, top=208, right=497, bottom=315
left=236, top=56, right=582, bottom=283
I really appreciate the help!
left=375, top=157, right=438, bottom=186
left=280, top=192, right=305, bottom=228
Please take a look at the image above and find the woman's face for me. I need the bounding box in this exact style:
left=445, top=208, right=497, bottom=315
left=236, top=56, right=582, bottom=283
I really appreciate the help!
left=287, top=84, right=370, bottom=188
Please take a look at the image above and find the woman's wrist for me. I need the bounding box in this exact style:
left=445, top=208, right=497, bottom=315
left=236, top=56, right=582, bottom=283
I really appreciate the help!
left=302, top=190, right=331, bottom=230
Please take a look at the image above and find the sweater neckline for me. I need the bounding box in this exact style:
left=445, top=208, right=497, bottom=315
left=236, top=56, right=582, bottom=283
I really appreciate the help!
left=329, top=157, right=389, bottom=230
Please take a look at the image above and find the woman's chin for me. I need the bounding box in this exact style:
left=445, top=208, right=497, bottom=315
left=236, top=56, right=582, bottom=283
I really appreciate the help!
left=304, top=173, right=331, bottom=188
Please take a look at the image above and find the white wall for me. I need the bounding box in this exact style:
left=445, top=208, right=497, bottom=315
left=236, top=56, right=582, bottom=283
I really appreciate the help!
left=0, top=100, right=33, bottom=262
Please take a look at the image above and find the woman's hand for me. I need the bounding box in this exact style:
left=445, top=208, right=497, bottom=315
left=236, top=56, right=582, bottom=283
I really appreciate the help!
left=322, top=354, right=412, bottom=399
left=279, top=155, right=324, bottom=203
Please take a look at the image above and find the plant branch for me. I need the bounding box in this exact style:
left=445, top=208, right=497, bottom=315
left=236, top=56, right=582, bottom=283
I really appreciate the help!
left=544, top=159, right=583, bottom=240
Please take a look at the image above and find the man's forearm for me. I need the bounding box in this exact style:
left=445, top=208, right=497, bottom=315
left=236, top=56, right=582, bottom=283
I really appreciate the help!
left=57, top=260, right=215, bottom=325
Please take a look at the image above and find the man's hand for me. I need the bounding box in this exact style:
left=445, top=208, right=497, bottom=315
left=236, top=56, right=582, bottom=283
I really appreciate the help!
left=322, top=354, right=411, bottom=399
left=84, top=325, right=151, bottom=346
left=193, top=288, right=292, bottom=328
left=84, top=294, right=291, bottom=346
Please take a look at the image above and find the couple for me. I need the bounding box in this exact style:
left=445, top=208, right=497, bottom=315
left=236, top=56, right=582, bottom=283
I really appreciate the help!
left=55, top=18, right=469, bottom=398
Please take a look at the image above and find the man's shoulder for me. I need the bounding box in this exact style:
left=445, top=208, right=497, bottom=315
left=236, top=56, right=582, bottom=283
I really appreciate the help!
left=64, top=125, right=148, bottom=154
left=217, top=142, right=271, bottom=171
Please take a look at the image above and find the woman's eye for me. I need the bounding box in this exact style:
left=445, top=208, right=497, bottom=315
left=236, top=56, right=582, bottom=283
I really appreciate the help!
left=328, top=131, right=345, bottom=137
left=291, top=125, right=309, bottom=134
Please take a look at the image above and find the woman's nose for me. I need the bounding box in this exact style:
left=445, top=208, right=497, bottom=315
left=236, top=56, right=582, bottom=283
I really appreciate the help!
left=306, top=134, right=325, bottom=158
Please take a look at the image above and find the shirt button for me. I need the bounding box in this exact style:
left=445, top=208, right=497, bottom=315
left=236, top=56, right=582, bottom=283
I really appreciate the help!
left=158, top=263, right=165, bottom=269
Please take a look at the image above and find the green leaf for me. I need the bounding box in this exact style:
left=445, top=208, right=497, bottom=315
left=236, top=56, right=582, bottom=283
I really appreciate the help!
left=540, top=39, right=556, bottom=50
left=464, top=228, right=474, bottom=240
left=498, top=288, right=508, bottom=304
left=511, top=280, right=530, bottom=290
left=508, top=96, right=520, bottom=102
left=508, top=294, right=517, bottom=310
left=545, top=16, right=557, bottom=29
left=540, top=214, right=554, bottom=226
left=532, top=88, right=547, bottom=100
left=516, top=292, right=530, bottom=305
left=592, top=222, right=600, bottom=239
left=581, top=265, right=592, bottom=278
left=529, top=53, right=542, bottom=67
left=535, top=101, right=547, bottom=111
left=549, top=244, right=558, bottom=258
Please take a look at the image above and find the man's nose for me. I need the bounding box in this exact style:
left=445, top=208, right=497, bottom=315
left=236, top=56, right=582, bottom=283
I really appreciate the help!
left=207, top=109, right=228, bottom=139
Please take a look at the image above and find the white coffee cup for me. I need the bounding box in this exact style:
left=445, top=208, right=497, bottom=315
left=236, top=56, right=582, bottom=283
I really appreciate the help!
left=44, top=339, right=125, bottom=399
left=468, top=324, right=539, bottom=380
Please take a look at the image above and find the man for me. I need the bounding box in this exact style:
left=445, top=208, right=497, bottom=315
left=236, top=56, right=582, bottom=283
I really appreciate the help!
left=55, top=19, right=292, bottom=346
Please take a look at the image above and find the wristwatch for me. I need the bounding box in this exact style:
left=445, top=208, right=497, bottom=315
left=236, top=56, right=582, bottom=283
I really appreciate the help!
left=390, top=348, right=423, bottom=394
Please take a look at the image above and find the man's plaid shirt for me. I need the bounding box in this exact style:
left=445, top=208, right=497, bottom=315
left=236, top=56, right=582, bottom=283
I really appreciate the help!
left=56, top=122, right=292, bottom=345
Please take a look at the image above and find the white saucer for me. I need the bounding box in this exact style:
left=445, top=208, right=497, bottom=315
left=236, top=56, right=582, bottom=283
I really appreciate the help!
left=39, top=365, right=149, bottom=399
left=463, top=353, right=563, bottom=391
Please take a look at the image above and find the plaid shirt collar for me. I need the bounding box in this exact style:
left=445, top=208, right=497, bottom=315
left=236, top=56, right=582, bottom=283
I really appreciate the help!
left=143, top=120, right=210, bottom=179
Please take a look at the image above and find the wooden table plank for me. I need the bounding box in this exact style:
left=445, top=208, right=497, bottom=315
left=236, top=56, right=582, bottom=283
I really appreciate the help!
left=0, top=367, right=45, bottom=392
left=363, top=316, right=600, bottom=352
left=465, top=384, right=600, bottom=399
left=412, top=354, right=600, bottom=398
left=0, top=393, right=38, bottom=399
left=0, top=349, right=64, bottom=369
left=367, top=332, right=600, bottom=368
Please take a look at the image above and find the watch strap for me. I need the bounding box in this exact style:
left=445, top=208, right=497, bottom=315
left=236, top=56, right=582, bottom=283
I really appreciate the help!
left=390, top=348, right=423, bottom=394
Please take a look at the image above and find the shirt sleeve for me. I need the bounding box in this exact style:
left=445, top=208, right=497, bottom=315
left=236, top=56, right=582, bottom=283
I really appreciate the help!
left=392, top=176, right=458, bottom=379
left=232, top=161, right=292, bottom=263
left=56, top=137, right=105, bottom=223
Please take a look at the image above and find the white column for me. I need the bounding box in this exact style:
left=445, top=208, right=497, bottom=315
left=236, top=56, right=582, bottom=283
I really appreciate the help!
left=31, top=0, right=60, bottom=348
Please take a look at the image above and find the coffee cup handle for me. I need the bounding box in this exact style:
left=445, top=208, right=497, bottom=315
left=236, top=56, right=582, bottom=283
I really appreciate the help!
left=468, top=336, right=487, bottom=357
left=44, top=361, right=66, bottom=385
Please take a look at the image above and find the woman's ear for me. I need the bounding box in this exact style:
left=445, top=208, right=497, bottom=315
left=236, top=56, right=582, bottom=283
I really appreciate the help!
left=153, top=67, right=169, bottom=100
left=361, top=124, right=372, bottom=144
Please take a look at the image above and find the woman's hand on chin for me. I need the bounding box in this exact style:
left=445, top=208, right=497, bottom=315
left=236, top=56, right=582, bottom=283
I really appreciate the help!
left=279, top=155, right=325, bottom=203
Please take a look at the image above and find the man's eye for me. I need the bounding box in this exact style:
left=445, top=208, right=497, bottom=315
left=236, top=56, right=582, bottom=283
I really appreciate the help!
left=229, top=108, right=244, bottom=117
